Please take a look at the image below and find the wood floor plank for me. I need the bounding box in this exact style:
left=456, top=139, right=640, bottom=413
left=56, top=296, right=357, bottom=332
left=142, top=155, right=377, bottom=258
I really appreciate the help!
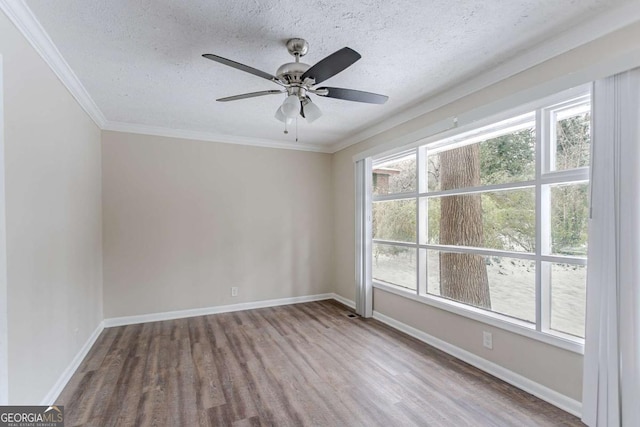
left=56, top=301, right=584, bottom=426
left=191, top=338, right=226, bottom=409
left=78, top=327, right=121, bottom=373
left=211, top=345, right=259, bottom=422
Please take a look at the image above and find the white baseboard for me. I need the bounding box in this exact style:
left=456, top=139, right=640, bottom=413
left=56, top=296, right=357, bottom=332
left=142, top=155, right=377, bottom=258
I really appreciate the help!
left=372, top=311, right=582, bottom=418
left=104, top=293, right=336, bottom=328
left=331, top=293, right=356, bottom=309
left=40, top=321, right=104, bottom=405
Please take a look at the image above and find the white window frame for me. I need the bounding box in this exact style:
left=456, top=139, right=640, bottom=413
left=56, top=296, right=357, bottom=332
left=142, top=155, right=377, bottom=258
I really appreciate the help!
left=368, top=85, right=591, bottom=354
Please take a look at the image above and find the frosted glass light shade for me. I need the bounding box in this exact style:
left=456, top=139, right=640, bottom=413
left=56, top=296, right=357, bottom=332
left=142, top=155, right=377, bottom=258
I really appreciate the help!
left=275, top=106, right=293, bottom=124
left=303, top=101, right=322, bottom=123
left=281, top=95, right=300, bottom=118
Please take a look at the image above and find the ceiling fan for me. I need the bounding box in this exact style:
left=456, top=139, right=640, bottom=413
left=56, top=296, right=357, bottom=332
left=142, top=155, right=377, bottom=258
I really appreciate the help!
left=202, top=38, right=388, bottom=125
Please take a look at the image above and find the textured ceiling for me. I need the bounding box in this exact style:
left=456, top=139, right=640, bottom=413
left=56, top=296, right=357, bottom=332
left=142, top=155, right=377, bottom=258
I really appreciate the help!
left=25, top=0, right=625, bottom=147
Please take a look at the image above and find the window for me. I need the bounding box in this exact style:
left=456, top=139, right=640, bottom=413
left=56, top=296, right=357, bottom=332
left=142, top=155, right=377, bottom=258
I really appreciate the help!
left=370, top=88, right=590, bottom=346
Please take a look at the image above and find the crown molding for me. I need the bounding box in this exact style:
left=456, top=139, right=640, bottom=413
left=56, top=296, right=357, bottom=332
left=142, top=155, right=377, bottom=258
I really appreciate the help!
left=102, top=121, right=333, bottom=153
left=0, top=0, right=344, bottom=153
left=4, top=0, right=639, bottom=154
left=0, top=0, right=331, bottom=153
left=0, top=0, right=107, bottom=127
left=328, top=2, right=640, bottom=154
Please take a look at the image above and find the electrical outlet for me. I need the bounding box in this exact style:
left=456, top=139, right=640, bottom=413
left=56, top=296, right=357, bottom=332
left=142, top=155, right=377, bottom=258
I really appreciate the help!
left=483, top=331, right=493, bottom=349
left=231, top=287, right=239, bottom=297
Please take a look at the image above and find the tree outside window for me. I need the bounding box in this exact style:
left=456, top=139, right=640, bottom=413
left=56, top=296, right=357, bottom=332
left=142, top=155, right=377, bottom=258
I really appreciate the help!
left=371, top=90, right=590, bottom=340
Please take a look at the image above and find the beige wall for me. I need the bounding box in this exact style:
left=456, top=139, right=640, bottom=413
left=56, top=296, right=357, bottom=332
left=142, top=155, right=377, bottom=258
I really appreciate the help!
left=2, top=0, right=637, bottom=407
left=0, top=11, right=103, bottom=404
left=374, top=289, right=583, bottom=399
left=102, top=131, right=333, bottom=318
left=332, top=22, right=640, bottom=402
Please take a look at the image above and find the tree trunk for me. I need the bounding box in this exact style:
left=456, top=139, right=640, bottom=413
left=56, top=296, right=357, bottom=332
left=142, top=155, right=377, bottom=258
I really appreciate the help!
left=439, top=144, right=491, bottom=309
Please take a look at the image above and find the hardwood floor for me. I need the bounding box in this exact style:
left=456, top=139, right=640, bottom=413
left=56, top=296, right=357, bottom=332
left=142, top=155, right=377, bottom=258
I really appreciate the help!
left=57, top=300, right=583, bottom=426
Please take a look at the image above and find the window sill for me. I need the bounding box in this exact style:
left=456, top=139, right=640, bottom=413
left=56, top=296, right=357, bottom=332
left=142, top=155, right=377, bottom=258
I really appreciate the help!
left=372, top=281, right=584, bottom=355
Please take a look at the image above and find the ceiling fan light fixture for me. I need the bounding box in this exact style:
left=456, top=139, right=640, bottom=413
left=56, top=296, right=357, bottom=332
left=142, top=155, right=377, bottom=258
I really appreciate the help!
left=303, top=100, right=322, bottom=123
left=275, top=106, right=293, bottom=124
left=281, top=94, right=300, bottom=118
left=203, top=38, right=388, bottom=133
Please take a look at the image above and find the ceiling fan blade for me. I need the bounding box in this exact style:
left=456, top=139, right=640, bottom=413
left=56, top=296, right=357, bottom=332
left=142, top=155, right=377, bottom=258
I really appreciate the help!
left=317, top=87, right=388, bottom=104
left=301, top=47, right=361, bottom=85
left=203, top=54, right=282, bottom=85
left=216, top=90, right=285, bottom=102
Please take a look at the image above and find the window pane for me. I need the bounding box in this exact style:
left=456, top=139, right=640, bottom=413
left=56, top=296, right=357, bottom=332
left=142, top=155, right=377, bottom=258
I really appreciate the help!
left=426, top=126, right=535, bottom=192
left=551, top=183, right=588, bottom=256
left=373, top=243, right=416, bottom=290
left=427, top=250, right=535, bottom=323
left=427, top=188, right=535, bottom=252
left=550, top=263, right=586, bottom=338
left=373, top=199, right=416, bottom=243
left=553, top=105, right=590, bottom=171
left=373, top=154, right=416, bottom=195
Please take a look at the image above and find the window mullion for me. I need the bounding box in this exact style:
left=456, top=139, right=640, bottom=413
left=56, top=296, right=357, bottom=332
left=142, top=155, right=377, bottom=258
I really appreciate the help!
left=540, top=167, right=589, bottom=184
left=423, top=244, right=536, bottom=260
left=540, top=188, right=552, bottom=334
left=414, top=148, right=421, bottom=296
left=537, top=108, right=553, bottom=333
left=372, top=192, right=416, bottom=202
left=372, top=239, right=416, bottom=248
left=535, top=109, right=544, bottom=332
left=418, top=146, right=428, bottom=296
left=419, top=180, right=535, bottom=198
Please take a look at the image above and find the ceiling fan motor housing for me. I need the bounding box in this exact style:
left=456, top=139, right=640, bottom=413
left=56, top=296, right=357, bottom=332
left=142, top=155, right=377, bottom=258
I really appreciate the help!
left=276, top=62, right=311, bottom=85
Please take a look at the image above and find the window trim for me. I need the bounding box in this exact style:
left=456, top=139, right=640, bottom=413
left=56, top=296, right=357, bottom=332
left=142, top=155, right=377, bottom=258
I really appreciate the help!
left=368, top=85, right=591, bottom=354
left=372, top=280, right=584, bottom=354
